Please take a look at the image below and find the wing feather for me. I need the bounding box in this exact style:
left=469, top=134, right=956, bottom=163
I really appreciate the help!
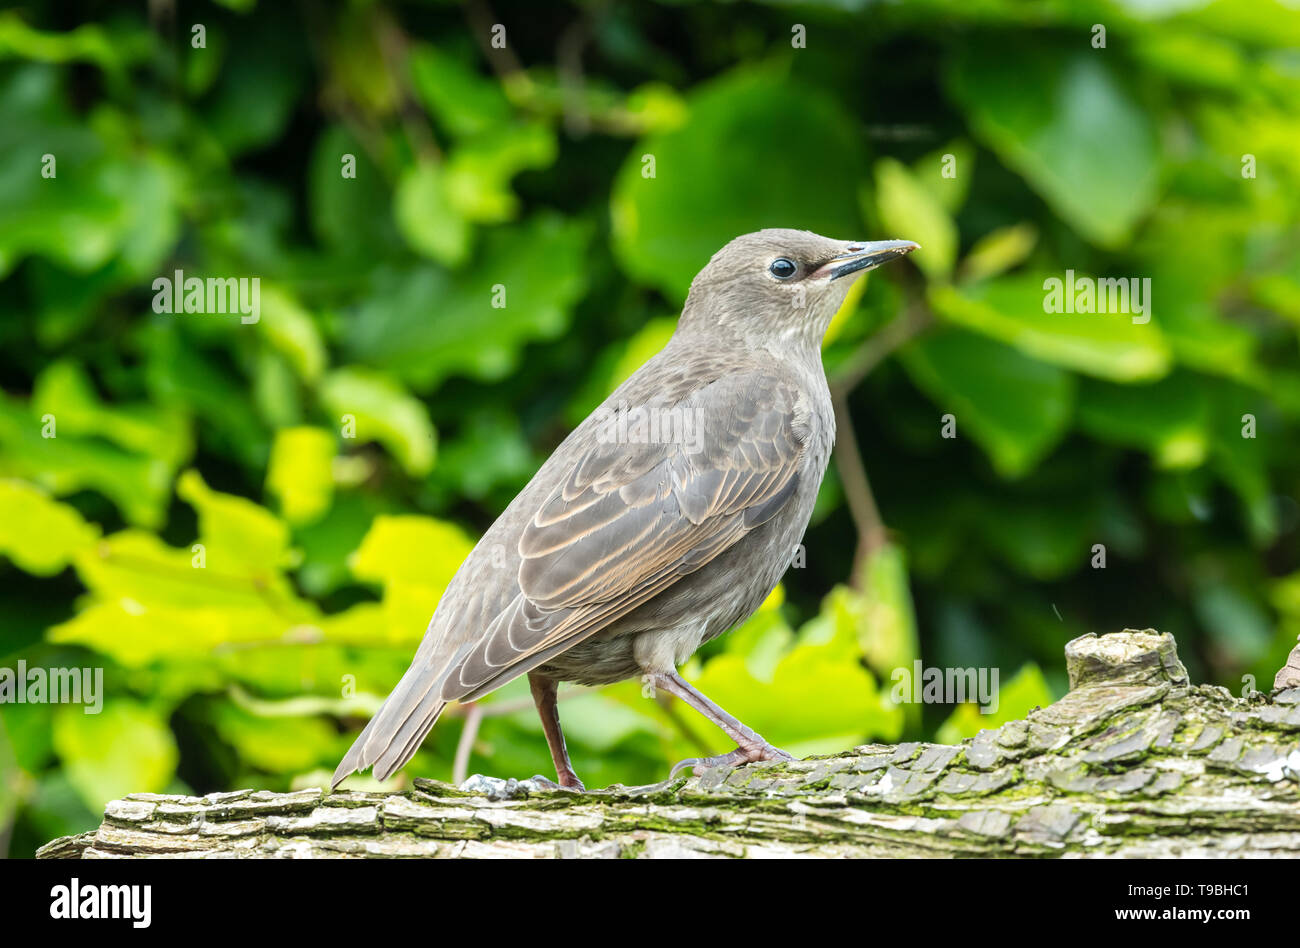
left=442, top=371, right=807, bottom=700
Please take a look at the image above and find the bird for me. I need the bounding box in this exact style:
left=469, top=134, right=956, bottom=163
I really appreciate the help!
left=332, top=229, right=918, bottom=791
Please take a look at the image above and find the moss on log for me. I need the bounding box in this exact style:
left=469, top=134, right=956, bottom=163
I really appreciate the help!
left=37, top=630, right=1300, bottom=859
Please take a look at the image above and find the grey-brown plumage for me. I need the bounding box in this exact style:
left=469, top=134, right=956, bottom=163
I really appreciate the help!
left=333, top=229, right=917, bottom=789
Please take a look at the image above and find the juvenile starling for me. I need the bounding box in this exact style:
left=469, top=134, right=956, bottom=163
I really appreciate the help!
left=333, top=229, right=918, bottom=790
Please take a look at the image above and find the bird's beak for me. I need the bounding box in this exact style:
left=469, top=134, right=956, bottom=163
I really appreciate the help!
left=819, top=239, right=920, bottom=280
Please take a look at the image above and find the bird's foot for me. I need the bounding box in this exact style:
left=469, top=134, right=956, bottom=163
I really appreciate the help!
left=530, top=772, right=587, bottom=792
left=460, top=773, right=583, bottom=799
left=668, top=742, right=793, bottom=779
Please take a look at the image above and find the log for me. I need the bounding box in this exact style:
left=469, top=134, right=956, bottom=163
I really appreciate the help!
left=37, top=630, right=1300, bottom=859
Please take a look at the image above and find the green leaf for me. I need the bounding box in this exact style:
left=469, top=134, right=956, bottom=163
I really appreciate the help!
left=292, top=492, right=384, bottom=597
left=610, top=318, right=677, bottom=392
left=213, top=641, right=409, bottom=702
left=349, top=514, right=476, bottom=646
left=873, top=157, right=957, bottom=280
left=0, top=701, right=53, bottom=775
left=409, top=44, right=512, bottom=139
left=0, top=13, right=151, bottom=73
left=1171, top=0, right=1300, bottom=47
left=720, top=602, right=796, bottom=683
left=914, top=140, right=975, bottom=215
left=691, top=590, right=905, bottom=754
left=929, top=276, right=1171, bottom=382
left=846, top=545, right=922, bottom=725
left=351, top=514, right=474, bottom=589
left=31, top=359, right=192, bottom=467
left=54, top=527, right=319, bottom=665
left=318, top=367, right=435, bottom=477
left=265, top=427, right=336, bottom=526
left=1132, top=31, right=1246, bottom=92
left=518, top=690, right=661, bottom=753
left=202, top=23, right=305, bottom=157
left=947, top=49, right=1158, bottom=247
left=210, top=702, right=337, bottom=773
left=308, top=125, right=402, bottom=258
left=325, top=7, right=400, bottom=118
left=51, top=600, right=299, bottom=667
left=1077, top=374, right=1210, bottom=469
left=444, top=123, right=556, bottom=223
left=976, top=494, right=1098, bottom=581
left=611, top=66, right=865, bottom=301
left=1195, top=583, right=1274, bottom=667
left=141, top=327, right=268, bottom=468
left=901, top=329, right=1075, bottom=477
left=0, top=66, right=183, bottom=279
left=959, top=223, right=1038, bottom=283
left=0, top=396, right=173, bottom=528
left=53, top=700, right=178, bottom=810
left=257, top=285, right=327, bottom=384
left=252, top=348, right=302, bottom=430
left=1152, top=281, right=1260, bottom=383
left=345, top=213, right=590, bottom=389
left=178, top=469, right=295, bottom=574
left=1207, top=382, right=1277, bottom=545
left=430, top=410, right=534, bottom=503
left=394, top=160, right=472, bottom=267
left=0, top=479, right=99, bottom=575
left=566, top=316, right=678, bottom=425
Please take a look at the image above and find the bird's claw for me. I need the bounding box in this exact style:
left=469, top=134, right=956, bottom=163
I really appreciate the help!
left=530, top=773, right=586, bottom=792
left=669, top=743, right=793, bottom=779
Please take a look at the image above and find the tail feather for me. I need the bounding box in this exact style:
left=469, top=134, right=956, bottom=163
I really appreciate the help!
left=331, top=663, right=450, bottom=789
left=373, top=700, right=447, bottom=781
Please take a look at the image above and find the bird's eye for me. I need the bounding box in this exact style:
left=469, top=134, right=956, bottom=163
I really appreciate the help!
left=769, top=257, right=797, bottom=280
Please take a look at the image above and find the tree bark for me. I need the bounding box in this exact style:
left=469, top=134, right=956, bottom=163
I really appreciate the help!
left=37, top=630, right=1300, bottom=859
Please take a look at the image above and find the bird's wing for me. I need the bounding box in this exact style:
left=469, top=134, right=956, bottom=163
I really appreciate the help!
left=442, top=370, right=808, bottom=701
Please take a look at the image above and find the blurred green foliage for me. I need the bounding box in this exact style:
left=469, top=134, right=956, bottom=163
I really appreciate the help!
left=2, top=0, right=1299, bottom=857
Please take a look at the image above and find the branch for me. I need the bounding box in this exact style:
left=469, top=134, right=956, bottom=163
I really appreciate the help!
left=828, top=301, right=932, bottom=578
left=39, top=631, right=1300, bottom=859
left=832, top=394, right=888, bottom=579
left=828, top=302, right=931, bottom=399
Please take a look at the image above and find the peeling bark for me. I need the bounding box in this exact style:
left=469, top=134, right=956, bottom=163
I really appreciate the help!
left=1277, top=635, right=1300, bottom=690
left=37, top=630, right=1300, bottom=859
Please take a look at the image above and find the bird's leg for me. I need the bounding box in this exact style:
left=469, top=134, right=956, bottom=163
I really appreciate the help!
left=527, top=673, right=586, bottom=791
left=648, top=670, right=793, bottom=777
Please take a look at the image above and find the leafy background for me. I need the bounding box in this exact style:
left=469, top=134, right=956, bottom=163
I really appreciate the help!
left=2, top=0, right=1299, bottom=857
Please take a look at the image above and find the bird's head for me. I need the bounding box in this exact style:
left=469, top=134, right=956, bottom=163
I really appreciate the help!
left=679, top=229, right=918, bottom=348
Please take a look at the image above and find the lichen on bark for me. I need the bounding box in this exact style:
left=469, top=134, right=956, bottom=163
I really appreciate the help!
left=37, top=630, right=1300, bottom=859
